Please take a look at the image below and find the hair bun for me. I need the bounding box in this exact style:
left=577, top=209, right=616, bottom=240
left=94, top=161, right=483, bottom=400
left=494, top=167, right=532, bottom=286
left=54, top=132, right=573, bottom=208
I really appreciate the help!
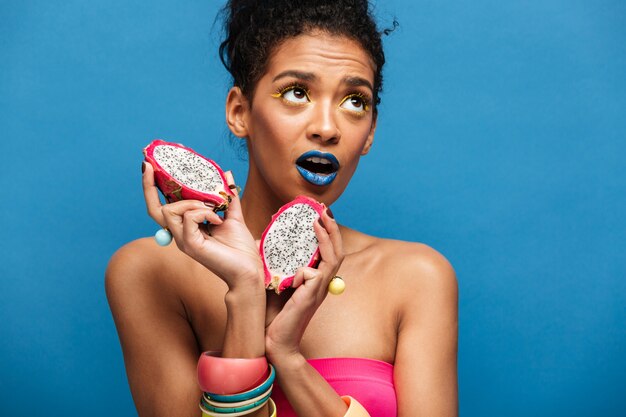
left=218, top=0, right=393, bottom=106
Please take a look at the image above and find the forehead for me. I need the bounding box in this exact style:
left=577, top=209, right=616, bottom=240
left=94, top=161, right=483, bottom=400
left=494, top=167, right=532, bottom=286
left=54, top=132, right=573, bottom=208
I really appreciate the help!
left=263, top=32, right=376, bottom=85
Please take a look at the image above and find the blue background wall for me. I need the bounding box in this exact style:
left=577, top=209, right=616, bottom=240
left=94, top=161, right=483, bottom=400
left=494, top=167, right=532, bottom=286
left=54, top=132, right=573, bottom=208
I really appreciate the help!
left=1, top=1, right=624, bottom=416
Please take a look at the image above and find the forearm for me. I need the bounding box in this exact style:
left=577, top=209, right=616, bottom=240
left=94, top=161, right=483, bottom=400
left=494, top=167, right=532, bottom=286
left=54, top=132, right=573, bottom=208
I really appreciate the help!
left=215, top=279, right=270, bottom=417
left=222, top=276, right=267, bottom=358
left=272, top=353, right=348, bottom=417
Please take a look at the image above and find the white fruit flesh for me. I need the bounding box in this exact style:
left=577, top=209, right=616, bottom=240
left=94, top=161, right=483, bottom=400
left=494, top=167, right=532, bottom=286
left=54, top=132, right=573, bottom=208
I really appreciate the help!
left=152, top=145, right=223, bottom=193
left=262, top=203, right=320, bottom=279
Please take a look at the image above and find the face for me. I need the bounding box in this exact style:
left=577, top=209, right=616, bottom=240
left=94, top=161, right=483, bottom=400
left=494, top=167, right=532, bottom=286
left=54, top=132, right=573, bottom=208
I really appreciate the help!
left=226, top=32, right=377, bottom=206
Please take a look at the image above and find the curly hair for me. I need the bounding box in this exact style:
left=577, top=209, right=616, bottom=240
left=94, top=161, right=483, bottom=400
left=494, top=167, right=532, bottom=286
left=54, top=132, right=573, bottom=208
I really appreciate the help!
left=218, top=0, right=396, bottom=108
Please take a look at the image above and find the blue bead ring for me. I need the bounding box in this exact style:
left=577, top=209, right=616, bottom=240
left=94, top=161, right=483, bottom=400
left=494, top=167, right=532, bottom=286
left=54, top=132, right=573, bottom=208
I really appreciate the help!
left=154, top=228, right=172, bottom=246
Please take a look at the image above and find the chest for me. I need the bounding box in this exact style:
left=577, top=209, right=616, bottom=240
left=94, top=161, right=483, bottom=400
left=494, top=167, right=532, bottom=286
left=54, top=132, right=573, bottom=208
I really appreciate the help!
left=189, top=257, right=399, bottom=364
left=297, top=275, right=398, bottom=363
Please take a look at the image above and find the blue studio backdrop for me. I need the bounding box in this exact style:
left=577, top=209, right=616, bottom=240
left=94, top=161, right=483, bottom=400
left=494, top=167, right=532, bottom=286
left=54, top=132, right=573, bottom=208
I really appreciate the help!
left=1, top=1, right=624, bottom=416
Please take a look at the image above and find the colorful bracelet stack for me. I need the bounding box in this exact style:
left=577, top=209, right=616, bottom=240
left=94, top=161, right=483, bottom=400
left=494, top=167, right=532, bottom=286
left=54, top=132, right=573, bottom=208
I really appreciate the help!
left=197, top=351, right=276, bottom=416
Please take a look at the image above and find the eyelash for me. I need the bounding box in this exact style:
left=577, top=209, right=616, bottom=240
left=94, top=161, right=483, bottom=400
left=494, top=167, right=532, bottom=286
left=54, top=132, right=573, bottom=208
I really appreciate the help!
left=271, top=82, right=310, bottom=101
left=340, top=93, right=371, bottom=113
left=271, top=82, right=372, bottom=114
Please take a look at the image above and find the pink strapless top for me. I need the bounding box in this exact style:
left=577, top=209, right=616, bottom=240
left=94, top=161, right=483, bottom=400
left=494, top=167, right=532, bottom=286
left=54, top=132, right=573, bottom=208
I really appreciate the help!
left=271, top=357, right=397, bottom=416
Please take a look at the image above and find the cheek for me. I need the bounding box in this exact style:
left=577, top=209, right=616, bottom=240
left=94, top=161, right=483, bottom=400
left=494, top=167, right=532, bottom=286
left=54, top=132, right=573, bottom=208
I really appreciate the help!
left=342, top=119, right=373, bottom=150
left=249, top=115, right=314, bottom=177
left=247, top=110, right=301, bottom=175
left=250, top=108, right=303, bottom=146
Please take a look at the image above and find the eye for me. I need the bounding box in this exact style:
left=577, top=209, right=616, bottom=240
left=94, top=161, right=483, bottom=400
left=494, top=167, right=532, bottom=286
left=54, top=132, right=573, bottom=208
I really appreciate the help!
left=277, top=85, right=310, bottom=104
left=340, top=94, right=369, bottom=113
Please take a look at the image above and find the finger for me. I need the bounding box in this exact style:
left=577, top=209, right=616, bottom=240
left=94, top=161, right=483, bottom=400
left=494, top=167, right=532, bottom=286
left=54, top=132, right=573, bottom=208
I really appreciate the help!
left=181, top=208, right=224, bottom=249
left=291, top=269, right=306, bottom=289
left=313, top=218, right=337, bottom=269
left=290, top=267, right=327, bottom=306
left=161, top=200, right=218, bottom=242
left=182, top=208, right=224, bottom=233
left=142, top=162, right=166, bottom=226
left=321, top=207, right=343, bottom=262
left=298, top=267, right=323, bottom=287
left=223, top=171, right=244, bottom=222
left=224, top=170, right=239, bottom=198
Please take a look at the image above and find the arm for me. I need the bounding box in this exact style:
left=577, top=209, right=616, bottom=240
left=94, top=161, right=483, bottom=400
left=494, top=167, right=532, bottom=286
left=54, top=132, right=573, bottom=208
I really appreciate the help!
left=105, top=164, right=270, bottom=417
left=264, top=210, right=349, bottom=417
left=271, top=353, right=348, bottom=416
left=394, top=247, right=458, bottom=416
left=106, top=242, right=203, bottom=416
left=106, top=242, right=271, bottom=417
left=142, top=163, right=268, bottom=359
left=267, top=241, right=458, bottom=417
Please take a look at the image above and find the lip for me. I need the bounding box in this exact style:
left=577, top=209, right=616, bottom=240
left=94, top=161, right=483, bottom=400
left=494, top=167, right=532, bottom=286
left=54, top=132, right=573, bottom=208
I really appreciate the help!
left=295, top=150, right=340, bottom=186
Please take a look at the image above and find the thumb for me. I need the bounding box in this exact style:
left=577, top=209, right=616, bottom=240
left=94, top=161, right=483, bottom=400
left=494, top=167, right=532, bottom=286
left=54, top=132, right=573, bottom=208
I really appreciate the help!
left=223, top=170, right=244, bottom=221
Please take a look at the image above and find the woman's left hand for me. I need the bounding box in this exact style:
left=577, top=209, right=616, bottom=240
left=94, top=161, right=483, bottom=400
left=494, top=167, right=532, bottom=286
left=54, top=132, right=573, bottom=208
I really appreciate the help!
left=264, top=208, right=344, bottom=362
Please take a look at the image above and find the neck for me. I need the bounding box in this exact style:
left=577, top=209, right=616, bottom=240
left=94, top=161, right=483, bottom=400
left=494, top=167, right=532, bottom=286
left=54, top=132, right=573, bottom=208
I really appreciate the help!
left=240, top=163, right=285, bottom=240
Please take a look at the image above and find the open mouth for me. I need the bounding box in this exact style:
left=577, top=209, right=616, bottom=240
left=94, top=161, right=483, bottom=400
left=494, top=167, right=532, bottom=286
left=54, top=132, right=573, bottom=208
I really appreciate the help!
left=295, top=151, right=340, bottom=186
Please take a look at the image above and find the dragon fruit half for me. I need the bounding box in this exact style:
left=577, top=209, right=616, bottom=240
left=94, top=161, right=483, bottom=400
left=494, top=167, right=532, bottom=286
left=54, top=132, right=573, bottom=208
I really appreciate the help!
left=143, top=139, right=234, bottom=211
left=260, top=196, right=326, bottom=294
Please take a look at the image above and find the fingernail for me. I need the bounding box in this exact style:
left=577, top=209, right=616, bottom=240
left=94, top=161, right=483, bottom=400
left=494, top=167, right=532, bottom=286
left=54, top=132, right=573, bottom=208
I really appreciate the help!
left=204, top=202, right=215, bottom=208
left=326, top=208, right=334, bottom=219
left=141, top=162, right=146, bottom=173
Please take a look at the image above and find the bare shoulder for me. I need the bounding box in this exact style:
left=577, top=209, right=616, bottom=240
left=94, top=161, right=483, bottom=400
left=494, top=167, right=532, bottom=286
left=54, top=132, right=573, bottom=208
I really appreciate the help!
left=342, top=227, right=457, bottom=307
left=105, top=237, right=198, bottom=304
left=107, top=238, right=169, bottom=284
left=381, top=238, right=456, bottom=307
left=106, top=237, right=161, bottom=280
left=104, top=238, right=214, bottom=415
left=363, top=238, right=458, bottom=415
left=381, top=239, right=456, bottom=290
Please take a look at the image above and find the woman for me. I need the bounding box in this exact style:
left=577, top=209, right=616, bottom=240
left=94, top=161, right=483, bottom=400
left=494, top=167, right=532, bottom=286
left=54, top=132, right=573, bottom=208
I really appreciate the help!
left=106, top=1, right=458, bottom=416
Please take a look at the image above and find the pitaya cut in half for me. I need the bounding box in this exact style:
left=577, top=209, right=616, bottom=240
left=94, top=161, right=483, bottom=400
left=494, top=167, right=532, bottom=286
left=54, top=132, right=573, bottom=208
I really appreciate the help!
left=143, top=139, right=234, bottom=211
left=260, top=196, right=326, bottom=294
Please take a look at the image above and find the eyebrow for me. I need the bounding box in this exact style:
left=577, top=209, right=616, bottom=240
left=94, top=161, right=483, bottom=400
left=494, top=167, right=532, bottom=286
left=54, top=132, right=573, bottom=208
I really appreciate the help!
left=343, top=76, right=374, bottom=92
left=272, top=70, right=374, bottom=92
left=272, top=70, right=316, bottom=82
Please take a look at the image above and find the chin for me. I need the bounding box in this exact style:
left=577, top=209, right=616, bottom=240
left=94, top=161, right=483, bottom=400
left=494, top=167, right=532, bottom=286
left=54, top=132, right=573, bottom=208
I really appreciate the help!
left=289, top=177, right=344, bottom=207
left=266, top=170, right=346, bottom=208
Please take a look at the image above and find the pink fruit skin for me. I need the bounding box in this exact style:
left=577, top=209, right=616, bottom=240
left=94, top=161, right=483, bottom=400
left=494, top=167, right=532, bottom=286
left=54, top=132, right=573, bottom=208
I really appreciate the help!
left=143, top=139, right=234, bottom=211
left=259, top=195, right=326, bottom=294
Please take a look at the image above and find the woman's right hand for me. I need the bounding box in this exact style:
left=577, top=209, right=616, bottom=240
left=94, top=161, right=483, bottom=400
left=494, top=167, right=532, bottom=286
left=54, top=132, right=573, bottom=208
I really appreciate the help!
left=142, top=161, right=263, bottom=291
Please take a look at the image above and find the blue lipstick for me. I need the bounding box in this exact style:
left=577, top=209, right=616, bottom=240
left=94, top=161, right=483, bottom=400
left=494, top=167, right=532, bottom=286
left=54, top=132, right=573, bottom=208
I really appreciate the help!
left=295, top=150, right=340, bottom=186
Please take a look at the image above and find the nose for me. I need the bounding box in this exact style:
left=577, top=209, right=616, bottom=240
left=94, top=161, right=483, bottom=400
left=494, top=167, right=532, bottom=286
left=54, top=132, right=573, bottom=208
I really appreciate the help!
left=306, top=100, right=341, bottom=144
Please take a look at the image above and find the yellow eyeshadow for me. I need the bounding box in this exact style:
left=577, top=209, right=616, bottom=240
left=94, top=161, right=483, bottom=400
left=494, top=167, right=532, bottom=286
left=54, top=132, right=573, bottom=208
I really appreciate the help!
left=340, top=107, right=369, bottom=118
left=270, top=83, right=311, bottom=106
left=340, top=93, right=371, bottom=112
